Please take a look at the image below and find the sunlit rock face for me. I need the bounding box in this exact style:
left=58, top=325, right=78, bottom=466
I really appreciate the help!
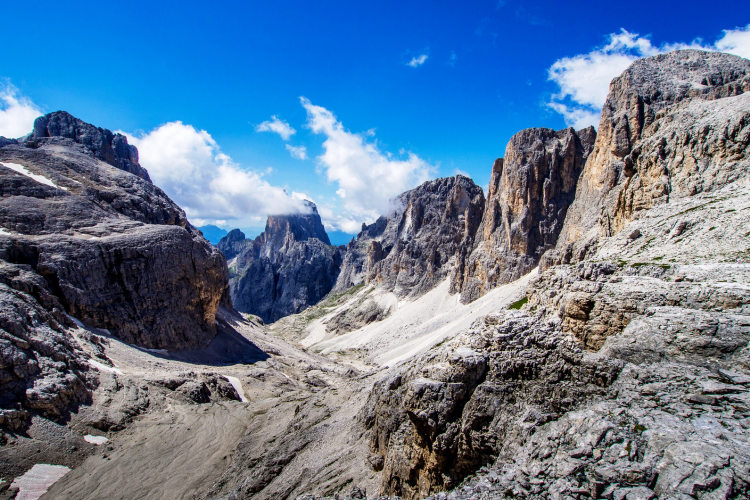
left=453, top=126, right=595, bottom=302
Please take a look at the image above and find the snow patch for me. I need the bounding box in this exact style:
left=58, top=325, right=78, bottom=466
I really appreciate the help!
left=10, top=464, right=71, bottom=500
left=83, top=434, right=109, bottom=445
left=308, top=268, right=538, bottom=367
left=88, top=359, right=124, bottom=375
left=0, top=162, right=67, bottom=191
left=224, top=375, right=248, bottom=402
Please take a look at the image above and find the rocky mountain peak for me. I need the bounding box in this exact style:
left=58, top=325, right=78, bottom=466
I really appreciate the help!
left=29, top=111, right=151, bottom=181
left=223, top=201, right=342, bottom=323
left=334, top=175, right=485, bottom=296
left=550, top=50, right=750, bottom=264
left=453, top=126, right=595, bottom=302
left=216, top=228, right=248, bottom=260
left=260, top=200, right=331, bottom=254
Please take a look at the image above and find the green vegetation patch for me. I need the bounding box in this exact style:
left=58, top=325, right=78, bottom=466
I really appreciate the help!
left=508, top=297, right=528, bottom=310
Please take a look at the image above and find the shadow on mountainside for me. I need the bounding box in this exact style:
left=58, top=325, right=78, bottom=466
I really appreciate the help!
left=127, top=308, right=270, bottom=366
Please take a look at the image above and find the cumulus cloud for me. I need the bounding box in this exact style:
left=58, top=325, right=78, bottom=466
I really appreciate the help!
left=125, top=121, right=310, bottom=227
left=716, top=24, right=750, bottom=59
left=407, top=54, right=429, bottom=68
left=548, top=25, right=750, bottom=129
left=285, top=144, right=308, bottom=160
left=300, top=97, right=434, bottom=226
left=255, top=115, right=296, bottom=140
left=0, top=82, right=43, bottom=138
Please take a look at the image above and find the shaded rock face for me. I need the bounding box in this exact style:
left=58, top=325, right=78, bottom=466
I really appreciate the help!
left=226, top=203, right=343, bottom=323
left=30, top=111, right=151, bottom=181
left=0, top=261, right=91, bottom=425
left=549, top=50, right=750, bottom=265
left=0, top=138, right=228, bottom=350
left=335, top=175, right=485, bottom=297
left=0, top=112, right=230, bottom=423
left=453, top=127, right=595, bottom=302
left=217, top=228, right=249, bottom=260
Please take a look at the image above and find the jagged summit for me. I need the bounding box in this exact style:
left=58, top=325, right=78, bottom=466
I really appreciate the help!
left=221, top=200, right=342, bottom=323
left=334, top=175, right=485, bottom=296
left=551, top=49, right=750, bottom=264
left=29, top=110, right=151, bottom=181
left=261, top=200, right=331, bottom=250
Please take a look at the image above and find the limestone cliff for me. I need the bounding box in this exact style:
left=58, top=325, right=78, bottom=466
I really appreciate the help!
left=224, top=202, right=343, bottom=323
left=453, top=126, right=595, bottom=302
left=334, top=175, right=485, bottom=297
left=360, top=50, right=750, bottom=500
left=547, top=49, right=750, bottom=265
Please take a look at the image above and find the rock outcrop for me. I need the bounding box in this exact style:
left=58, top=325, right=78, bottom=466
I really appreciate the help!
left=453, top=127, right=595, bottom=302
left=548, top=50, right=750, bottom=266
left=0, top=112, right=229, bottom=423
left=335, top=175, right=485, bottom=297
left=29, top=111, right=151, bottom=181
left=225, top=202, right=343, bottom=323
left=359, top=50, right=750, bottom=500
left=217, top=228, right=249, bottom=260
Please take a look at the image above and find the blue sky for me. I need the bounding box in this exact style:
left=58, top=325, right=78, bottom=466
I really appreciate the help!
left=2, top=1, right=749, bottom=243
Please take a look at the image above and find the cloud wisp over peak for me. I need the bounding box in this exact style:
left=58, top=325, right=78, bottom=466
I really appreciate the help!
left=125, top=121, right=310, bottom=228
left=547, top=24, right=750, bottom=129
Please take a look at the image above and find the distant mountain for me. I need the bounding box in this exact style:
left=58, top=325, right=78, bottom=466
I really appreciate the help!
left=218, top=201, right=343, bottom=322
left=198, top=224, right=228, bottom=244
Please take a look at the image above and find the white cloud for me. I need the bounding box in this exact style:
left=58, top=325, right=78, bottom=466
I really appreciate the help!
left=125, top=121, right=310, bottom=227
left=255, top=115, right=296, bottom=140
left=548, top=25, right=750, bottom=129
left=285, top=144, right=308, bottom=160
left=716, top=24, right=750, bottom=59
left=407, top=54, right=429, bottom=68
left=0, top=82, right=43, bottom=138
left=300, top=97, right=434, bottom=225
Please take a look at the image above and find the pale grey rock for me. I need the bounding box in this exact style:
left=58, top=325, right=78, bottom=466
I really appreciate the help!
left=549, top=50, right=750, bottom=266
left=335, top=175, right=484, bottom=298
left=454, top=127, right=595, bottom=302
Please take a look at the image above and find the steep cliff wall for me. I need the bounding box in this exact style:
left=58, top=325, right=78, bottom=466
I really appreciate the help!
left=453, top=126, right=595, bottom=302
left=224, top=203, right=343, bottom=323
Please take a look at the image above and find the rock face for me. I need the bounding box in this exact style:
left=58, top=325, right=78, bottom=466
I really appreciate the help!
left=453, top=127, right=595, bottom=302
left=217, top=228, right=249, bottom=260
left=0, top=112, right=229, bottom=423
left=548, top=50, right=750, bottom=265
left=359, top=50, right=750, bottom=500
left=335, top=176, right=485, bottom=297
left=30, top=111, right=151, bottom=181
left=225, top=202, right=343, bottom=323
